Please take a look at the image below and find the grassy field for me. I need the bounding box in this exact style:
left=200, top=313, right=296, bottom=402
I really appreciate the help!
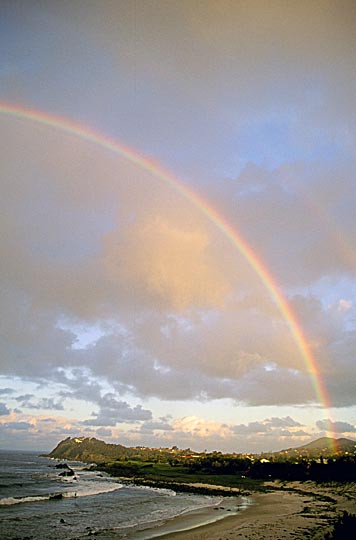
left=98, top=460, right=265, bottom=493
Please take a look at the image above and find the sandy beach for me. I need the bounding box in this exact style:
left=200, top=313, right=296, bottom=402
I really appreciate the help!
left=138, top=481, right=356, bottom=540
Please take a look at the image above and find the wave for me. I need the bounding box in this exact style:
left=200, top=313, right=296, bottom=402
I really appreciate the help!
left=0, top=481, right=124, bottom=506
left=0, top=495, right=50, bottom=506
left=72, top=481, right=124, bottom=498
left=132, top=484, right=177, bottom=496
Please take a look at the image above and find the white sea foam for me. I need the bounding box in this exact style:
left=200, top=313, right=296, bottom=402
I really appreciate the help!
left=0, top=495, right=49, bottom=506
left=1, top=453, right=240, bottom=540
left=132, top=484, right=176, bottom=496
left=66, top=481, right=124, bottom=498
left=0, top=469, right=124, bottom=506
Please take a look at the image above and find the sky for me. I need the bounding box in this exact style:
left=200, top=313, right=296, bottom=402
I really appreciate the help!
left=1, top=0, right=356, bottom=453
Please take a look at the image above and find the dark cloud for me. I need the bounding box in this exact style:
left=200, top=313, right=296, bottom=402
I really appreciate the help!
left=96, top=427, right=112, bottom=438
left=15, top=395, right=64, bottom=411
left=292, top=430, right=310, bottom=437
left=0, top=388, right=14, bottom=396
left=139, top=419, right=174, bottom=434
left=316, top=419, right=356, bottom=433
left=3, top=421, right=33, bottom=430
left=15, top=394, right=34, bottom=403
left=232, top=416, right=303, bottom=435
left=232, top=422, right=268, bottom=435
left=264, top=417, right=303, bottom=428
left=0, top=402, right=10, bottom=416
left=82, top=393, right=152, bottom=427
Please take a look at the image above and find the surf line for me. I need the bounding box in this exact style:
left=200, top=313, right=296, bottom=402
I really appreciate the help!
left=0, top=102, right=336, bottom=449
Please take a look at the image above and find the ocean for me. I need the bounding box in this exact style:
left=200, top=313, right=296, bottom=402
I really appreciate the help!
left=0, top=450, right=249, bottom=540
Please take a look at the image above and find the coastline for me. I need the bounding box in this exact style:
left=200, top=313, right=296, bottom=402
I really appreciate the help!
left=127, top=495, right=251, bottom=540
left=149, top=490, right=329, bottom=540
left=123, top=480, right=356, bottom=540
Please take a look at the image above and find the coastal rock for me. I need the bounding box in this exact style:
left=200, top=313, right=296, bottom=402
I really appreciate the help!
left=49, top=493, right=63, bottom=500
left=55, top=463, right=71, bottom=470
left=59, top=468, right=75, bottom=477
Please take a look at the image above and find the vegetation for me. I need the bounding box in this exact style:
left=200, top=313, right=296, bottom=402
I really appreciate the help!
left=246, top=455, right=356, bottom=482
left=97, top=459, right=263, bottom=493
left=325, top=512, right=356, bottom=539
left=272, top=436, right=356, bottom=460
left=47, top=437, right=356, bottom=534
left=47, top=436, right=195, bottom=464
left=47, top=436, right=356, bottom=490
left=182, top=452, right=356, bottom=483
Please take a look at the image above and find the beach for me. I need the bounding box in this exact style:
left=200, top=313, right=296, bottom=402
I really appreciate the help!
left=2, top=452, right=356, bottom=539
left=138, top=481, right=356, bottom=540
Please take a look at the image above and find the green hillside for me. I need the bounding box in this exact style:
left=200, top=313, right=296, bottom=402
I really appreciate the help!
left=274, top=437, right=356, bottom=459
left=47, top=436, right=198, bottom=464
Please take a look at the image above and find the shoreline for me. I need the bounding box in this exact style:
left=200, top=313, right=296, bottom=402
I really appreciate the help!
left=44, top=459, right=356, bottom=540
left=135, top=490, right=328, bottom=540
left=127, top=495, right=251, bottom=540
left=120, top=480, right=356, bottom=540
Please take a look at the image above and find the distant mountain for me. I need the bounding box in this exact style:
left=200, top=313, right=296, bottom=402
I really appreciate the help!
left=274, top=437, right=356, bottom=459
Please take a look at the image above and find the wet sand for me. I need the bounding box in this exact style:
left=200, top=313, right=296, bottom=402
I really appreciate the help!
left=138, top=481, right=356, bottom=540
left=131, top=495, right=250, bottom=540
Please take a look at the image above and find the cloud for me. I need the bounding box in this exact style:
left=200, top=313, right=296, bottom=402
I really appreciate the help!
left=0, top=403, right=10, bottom=416
left=232, top=422, right=268, bottom=435
left=15, top=395, right=64, bottom=411
left=0, top=78, right=355, bottom=413
left=265, top=416, right=303, bottom=428
left=0, top=388, right=14, bottom=396
left=104, top=215, right=231, bottom=311
left=293, top=430, right=310, bottom=437
left=47, top=1, right=356, bottom=141
left=232, top=416, right=303, bottom=435
left=0, top=0, right=356, bottom=453
left=232, top=367, right=315, bottom=406
left=139, top=418, right=174, bottom=434
left=210, top=161, right=356, bottom=287
left=82, top=393, right=152, bottom=427
left=338, top=299, right=353, bottom=312
left=171, top=416, right=230, bottom=439
left=96, top=427, right=112, bottom=438
left=37, top=398, right=64, bottom=411
left=3, top=421, right=33, bottom=431
left=15, top=394, right=34, bottom=403
left=316, top=420, right=356, bottom=433
left=128, top=414, right=312, bottom=453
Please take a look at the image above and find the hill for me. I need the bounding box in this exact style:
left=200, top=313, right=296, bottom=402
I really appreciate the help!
left=48, top=436, right=356, bottom=465
left=48, top=436, right=129, bottom=463
left=47, top=436, right=356, bottom=485
left=273, top=437, right=356, bottom=459
left=47, top=436, right=197, bottom=464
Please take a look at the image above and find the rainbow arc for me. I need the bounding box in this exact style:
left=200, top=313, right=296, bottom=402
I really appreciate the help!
left=0, top=102, right=336, bottom=451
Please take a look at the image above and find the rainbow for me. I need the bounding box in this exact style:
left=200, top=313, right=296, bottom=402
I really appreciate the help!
left=0, top=102, right=336, bottom=450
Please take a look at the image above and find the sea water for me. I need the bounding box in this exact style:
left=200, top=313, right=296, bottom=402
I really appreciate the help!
left=0, top=450, right=246, bottom=540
